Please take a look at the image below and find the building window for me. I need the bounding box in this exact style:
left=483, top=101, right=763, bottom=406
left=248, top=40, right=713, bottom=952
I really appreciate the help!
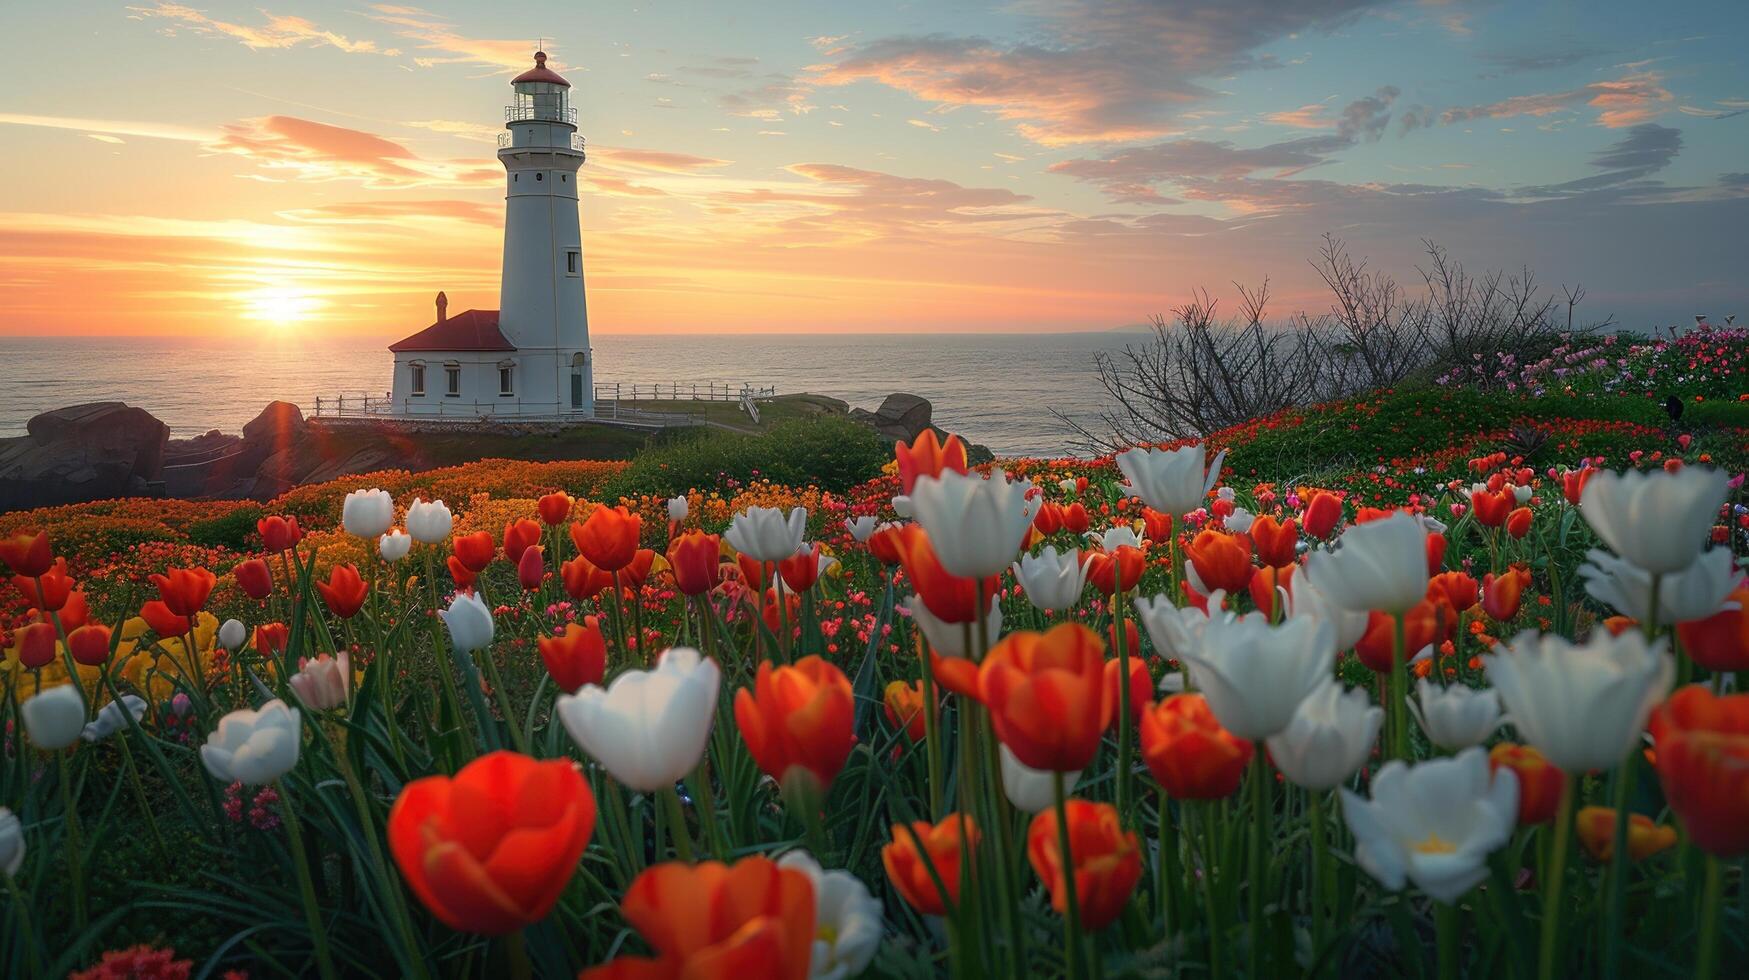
left=410, top=364, right=425, bottom=396
left=445, top=364, right=460, bottom=397
left=536, top=172, right=544, bottom=181
left=499, top=366, right=514, bottom=396
left=566, top=250, right=580, bottom=276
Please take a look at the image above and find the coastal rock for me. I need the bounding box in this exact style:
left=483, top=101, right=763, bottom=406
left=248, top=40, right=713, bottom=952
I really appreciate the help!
left=0, top=402, right=169, bottom=510
left=848, top=392, right=990, bottom=461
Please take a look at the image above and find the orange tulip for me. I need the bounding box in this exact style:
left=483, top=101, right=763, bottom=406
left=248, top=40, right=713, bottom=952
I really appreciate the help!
left=1677, top=587, right=1749, bottom=672
left=894, top=525, right=997, bottom=625
left=580, top=857, right=815, bottom=980
left=150, top=566, right=216, bottom=618
left=778, top=543, right=823, bottom=594
left=452, top=531, right=496, bottom=574
left=1140, top=694, right=1254, bottom=799
left=1140, top=507, right=1173, bottom=545
left=539, top=618, right=607, bottom=693
left=256, top=515, right=304, bottom=553
left=447, top=554, right=478, bottom=590
left=388, top=751, right=596, bottom=936
left=1560, top=467, right=1594, bottom=506
left=667, top=531, right=723, bottom=596
left=536, top=491, right=573, bottom=526
left=1105, top=654, right=1149, bottom=730
left=517, top=546, right=546, bottom=590
left=571, top=505, right=643, bottom=572
left=0, top=530, right=53, bottom=578
left=68, top=624, right=112, bottom=667
left=928, top=650, right=982, bottom=700
left=255, top=622, right=290, bottom=657
left=1469, top=489, right=1513, bottom=528
left=979, top=623, right=1113, bottom=772
left=1489, top=743, right=1566, bottom=825
left=884, top=814, right=979, bottom=916
left=1481, top=565, right=1532, bottom=622
left=12, top=557, right=74, bottom=612
left=1355, top=599, right=1447, bottom=673
left=1575, top=807, right=1677, bottom=862
left=1184, top=529, right=1253, bottom=595
left=316, top=563, right=368, bottom=619
left=884, top=679, right=932, bottom=741
left=503, top=518, right=543, bottom=565
left=1062, top=502, right=1091, bottom=535
left=1085, top=546, right=1144, bottom=596
left=1033, top=501, right=1064, bottom=536
left=896, top=429, right=969, bottom=496
left=620, top=548, right=657, bottom=591
left=1249, top=515, right=1298, bottom=568
left=140, top=600, right=190, bottom=637
left=1427, top=571, right=1479, bottom=613
left=234, top=557, right=273, bottom=601
left=54, top=590, right=90, bottom=633
left=1247, top=564, right=1294, bottom=618
left=734, top=656, right=857, bottom=794
left=561, top=554, right=615, bottom=601
left=866, top=524, right=904, bottom=566
left=1505, top=507, right=1533, bottom=540
left=16, top=621, right=57, bottom=669
left=1301, top=491, right=1342, bottom=539
left=1425, top=532, right=1448, bottom=576
left=1026, top=799, right=1143, bottom=931
left=1647, top=685, right=1749, bottom=856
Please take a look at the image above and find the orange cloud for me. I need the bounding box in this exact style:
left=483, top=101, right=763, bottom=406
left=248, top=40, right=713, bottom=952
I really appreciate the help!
left=208, top=116, right=500, bottom=188
left=1441, top=71, right=1673, bottom=128
left=364, top=4, right=549, bottom=73
left=127, top=3, right=393, bottom=56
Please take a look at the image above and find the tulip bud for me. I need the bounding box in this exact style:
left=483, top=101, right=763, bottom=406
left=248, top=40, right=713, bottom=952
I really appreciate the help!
left=439, top=592, right=495, bottom=652
left=234, top=557, right=273, bottom=600
left=342, top=488, right=395, bottom=539
left=219, top=618, right=247, bottom=652
left=666, top=495, right=689, bottom=522
left=379, top=530, right=412, bottom=562
left=22, top=686, right=86, bottom=750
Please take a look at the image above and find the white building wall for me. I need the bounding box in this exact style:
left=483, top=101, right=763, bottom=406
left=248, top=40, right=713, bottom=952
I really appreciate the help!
left=389, top=352, right=546, bottom=417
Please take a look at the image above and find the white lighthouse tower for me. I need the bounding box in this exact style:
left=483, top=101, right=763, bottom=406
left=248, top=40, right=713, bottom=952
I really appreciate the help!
left=499, top=50, right=592, bottom=414
left=383, top=51, right=594, bottom=418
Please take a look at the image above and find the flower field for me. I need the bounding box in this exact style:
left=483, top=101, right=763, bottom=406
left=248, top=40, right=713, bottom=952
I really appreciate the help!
left=1, top=334, right=1748, bottom=978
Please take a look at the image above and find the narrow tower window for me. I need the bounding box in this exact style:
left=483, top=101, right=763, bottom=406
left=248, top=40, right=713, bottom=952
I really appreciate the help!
left=499, top=365, right=514, bottom=396
left=566, top=250, right=580, bottom=276
left=410, top=363, right=425, bottom=396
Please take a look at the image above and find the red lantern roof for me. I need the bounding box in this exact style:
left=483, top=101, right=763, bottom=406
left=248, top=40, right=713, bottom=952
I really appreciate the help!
left=389, top=310, right=515, bottom=353
left=512, top=51, right=570, bottom=88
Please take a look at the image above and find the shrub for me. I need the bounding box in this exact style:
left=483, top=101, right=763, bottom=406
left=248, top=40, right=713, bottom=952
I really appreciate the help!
left=186, top=503, right=266, bottom=552
left=600, top=415, right=888, bottom=500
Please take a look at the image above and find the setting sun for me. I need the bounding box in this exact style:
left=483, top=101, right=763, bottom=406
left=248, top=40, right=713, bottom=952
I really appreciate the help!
left=240, top=286, right=323, bottom=325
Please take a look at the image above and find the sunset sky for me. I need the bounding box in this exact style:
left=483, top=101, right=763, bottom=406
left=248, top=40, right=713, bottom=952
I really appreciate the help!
left=1, top=1, right=1745, bottom=338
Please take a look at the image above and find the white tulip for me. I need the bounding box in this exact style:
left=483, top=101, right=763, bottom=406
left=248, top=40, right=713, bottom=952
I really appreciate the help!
left=21, top=686, right=85, bottom=750
left=1058, top=478, right=1078, bottom=494
left=1484, top=629, right=1672, bottom=773
left=556, top=646, right=721, bottom=792
left=81, top=695, right=147, bottom=743
left=845, top=515, right=878, bottom=542
left=1225, top=507, right=1256, bottom=534
left=999, top=744, right=1083, bottom=813
left=667, top=496, right=689, bottom=522
left=290, top=651, right=350, bottom=711
left=908, top=469, right=1038, bottom=579
left=378, top=530, right=412, bottom=562
left=1301, top=512, right=1430, bottom=615
left=1341, top=747, right=1518, bottom=903
left=906, top=594, right=1002, bottom=659
left=1012, top=546, right=1091, bottom=612
left=725, top=506, right=808, bottom=562
left=891, top=495, right=915, bottom=519
left=1290, top=564, right=1371, bottom=651
left=777, top=851, right=883, bottom=980
left=219, top=618, right=247, bottom=652
left=1512, top=485, right=1533, bottom=505
left=341, top=488, right=395, bottom=539
left=1115, top=444, right=1226, bottom=517
left=1133, top=593, right=1216, bottom=664
left=1580, top=466, right=1730, bottom=575
left=1094, top=525, right=1141, bottom=552
left=0, top=807, right=21, bottom=876
left=1183, top=611, right=1334, bottom=740
left=1407, top=679, right=1502, bottom=752
left=1266, top=681, right=1382, bottom=790
left=405, top=497, right=453, bottom=544
left=439, top=592, right=495, bottom=652
left=1578, top=547, right=1740, bottom=625
left=201, top=700, right=302, bottom=785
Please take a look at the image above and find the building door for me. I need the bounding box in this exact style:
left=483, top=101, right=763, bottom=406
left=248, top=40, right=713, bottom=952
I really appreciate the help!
left=571, top=352, right=586, bottom=409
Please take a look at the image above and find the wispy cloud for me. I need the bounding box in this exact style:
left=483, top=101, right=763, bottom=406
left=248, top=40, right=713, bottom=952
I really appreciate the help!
left=209, top=116, right=499, bottom=188
left=1441, top=70, right=1673, bottom=128
left=363, top=4, right=543, bottom=73
left=0, top=112, right=215, bottom=142
left=127, top=3, right=394, bottom=56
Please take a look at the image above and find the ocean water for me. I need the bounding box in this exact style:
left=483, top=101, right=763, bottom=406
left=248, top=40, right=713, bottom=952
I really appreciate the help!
left=0, top=332, right=1141, bottom=457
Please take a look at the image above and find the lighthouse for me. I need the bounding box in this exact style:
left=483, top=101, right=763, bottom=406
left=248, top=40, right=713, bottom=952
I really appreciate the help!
left=387, top=51, right=593, bottom=417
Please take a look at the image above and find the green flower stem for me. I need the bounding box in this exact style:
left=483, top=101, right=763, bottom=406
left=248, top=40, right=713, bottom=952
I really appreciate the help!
left=918, top=631, right=944, bottom=819
left=661, top=785, right=696, bottom=862
left=1537, top=775, right=1576, bottom=980
left=1601, top=748, right=1638, bottom=980
left=1157, top=791, right=1179, bottom=941
left=1053, top=770, right=1085, bottom=980
left=116, top=733, right=169, bottom=866
left=280, top=781, right=339, bottom=980
left=2, top=873, right=41, bottom=976
left=1695, top=853, right=1723, bottom=980
left=1114, top=587, right=1134, bottom=824
left=58, top=750, right=87, bottom=933
left=478, top=646, right=530, bottom=755
left=1390, top=612, right=1409, bottom=760
left=1308, top=791, right=1329, bottom=967
left=1436, top=900, right=1459, bottom=980
left=1248, top=746, right=1267, bottom=978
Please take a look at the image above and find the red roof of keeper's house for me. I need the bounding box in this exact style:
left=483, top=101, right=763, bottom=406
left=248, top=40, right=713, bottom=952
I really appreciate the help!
left=388, top=309, right=515, bottom=353
left=512, top=51, right=570, bottom=88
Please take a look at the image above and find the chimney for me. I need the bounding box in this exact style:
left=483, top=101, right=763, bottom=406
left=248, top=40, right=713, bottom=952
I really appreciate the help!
left=436, top=291, right=449, bottom=323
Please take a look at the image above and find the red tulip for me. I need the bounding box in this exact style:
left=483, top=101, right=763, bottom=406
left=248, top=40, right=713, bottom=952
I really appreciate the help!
left=1481, top=565, right=1532, bottom=622
left=1184, top=529, right=1253, bottom=595
left=570, top=505, right=642, bottom=572
left=1249, top=515, right=1298, bottom=569
left=666, top=531, right=722, bottom=596
left=866, top=524, right=904, bottom=566
left=55, top=590, right=91, bottom=633
left=1425, top=532, right=1447, bottom=576
left=447, top=554, right=478, bottom=590
left=896, top=429, right=969, bottom=496
left=1427, top=571, right=1479, bottom=613
left=1647, top=685, right=1749, bottom=856
left=735, top=656, right=857, bottom=794
left=1140, top=508, right=1173, bottom=545
left=1085, top=546, right=1144, bottom=596
left=256, top=515, right=304, bottom=553
left=778, top=543, right=823, bottom=594
left=150, top=566, right=216, bottom=618
left=1470, top=489, right=1513, bottom=528
left=234, top=557, right=273, bottom=600
left=255, top=622, right=290, bottom=657
left=68, top=624, right=112, bottom=667
left=503, top=518, right=543, bottom=565
left=1356, top=599, right=1446, bottom=672
left=980, top=623, right=1113, bottom=772
left=0, top=530, right=53, bottom=578
left=538, top=618, right=607, bottom=693
left=389, top=751, right=596, bottom=935
left=1247, top=564, right=1294, bottom=617
left=1576, top=807, right=1677, bottom=862
left=316, top=563, right=368, bottom=619
left=1033, top=501, right=1065, bottom=536
left=536, top=491, right=573, bottom=526
left=1140, top=694, right=1254, bottom=799
left=1105, top=653, right=1149, bottom=729
left=1026, top=799, right=1143, bottom=931
left=452, top=531, right=496, bottom=574
left=1489, top=743, right=1566, bottom=825
left=561, top=554, right=614, bottom=601
left=517, top=546, right=546, bottom=591
left=1560, top=467, right=1594, bottom=506
left=1062, top=502, right=1091, bottom=535
left=1300, top=491, right=1343, bottom=539
left=1505, top=507, right=1533, bottom=540
left=884, top=814, right=979, bottom=916
left=12, top=557, right=74, bottom=612
left=1677, top=587, right=1749, bottom=672
left=16, top=622, right=57, bottom=669
left=140, top=600, right=190, bottom=637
